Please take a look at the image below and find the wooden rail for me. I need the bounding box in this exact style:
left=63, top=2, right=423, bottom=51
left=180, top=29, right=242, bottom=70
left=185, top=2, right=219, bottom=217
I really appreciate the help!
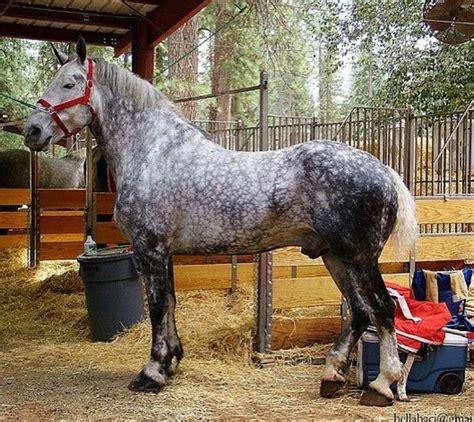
left=1, top=189, right=472, bottom=335
left=270, top=197, right=474, bottom=351
left=0, top=188, right=30, bottom=250
left=38, top=189, right=86, bottom=261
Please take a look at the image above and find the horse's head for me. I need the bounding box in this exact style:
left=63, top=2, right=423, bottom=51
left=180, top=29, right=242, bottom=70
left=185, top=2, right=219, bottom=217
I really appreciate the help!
left=25, top=38, right=96, bottom=151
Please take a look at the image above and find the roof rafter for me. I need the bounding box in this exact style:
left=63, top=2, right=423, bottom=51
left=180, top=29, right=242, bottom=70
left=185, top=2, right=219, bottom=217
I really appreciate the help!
left=0, top=1, right=137, bottom=29
left=0, top=23, right=120, bottom=47
left=147, top=0, right=211, bottom=49
left=113, top=0, right=211, bottom=56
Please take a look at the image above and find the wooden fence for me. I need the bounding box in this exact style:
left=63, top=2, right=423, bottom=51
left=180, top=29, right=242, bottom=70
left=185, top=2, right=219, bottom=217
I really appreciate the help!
left=0, top=188, right=29, bottom=249
left=266, top=197, right=474, bottom=352
left=1, top=192, right=473, bottom=352
left=0, top=188, right=255, bottom=291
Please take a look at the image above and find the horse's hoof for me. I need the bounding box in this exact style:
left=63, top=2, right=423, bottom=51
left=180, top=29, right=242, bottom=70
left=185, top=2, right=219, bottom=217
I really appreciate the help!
left=128, top=370, right=165, bottom=393
left=320, top=380, right=345, bottom=398
left=359, top=388, right=394, bottom=407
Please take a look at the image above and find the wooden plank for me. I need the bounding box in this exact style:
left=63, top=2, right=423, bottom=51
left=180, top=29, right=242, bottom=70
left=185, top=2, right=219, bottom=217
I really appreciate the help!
left=417, top=235, right=474, bottom=261
left=174, top=264, right=232, bottom=290
left=39, top=189, right=85, bottom=209
left=274, top=245, right=411, bottom=267
left=278, top=261, right=406, bottom=279
left=274, top=274, right=410, bottom=309
left=40, top=215, right=84, bottom=234
left=0, top=212, right=28, bottom=229
left=41, top=211, right=84, bottom=217
left=380, top=241, right=409, bottom=263
left=0, top=234, right=27, bottom=249
left=380, top=235, right=473, bottom=263
left=41, top=233, right=85, bottom=243
left=95, top=222, right=128, bottom=244
left=173, top=254, right=254, bottom=265
left=40, top=242, right=84, bottom=260
left=0, top=189, right=30, bottom=205
left=382, top=273, right=410, bottom=286
left=417, top=199, right=474, bottom=224
left=273, top=277, right=341, bottom=309
left=95, top=192, right=116, bottom=214
left=272, top=247, right=319, bottom=267
left=272, top=316, right=341, bottom=349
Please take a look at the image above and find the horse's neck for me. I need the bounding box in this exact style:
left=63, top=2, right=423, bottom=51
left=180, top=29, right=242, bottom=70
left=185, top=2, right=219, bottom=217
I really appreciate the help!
left=92, top=91, right=218, bottom=185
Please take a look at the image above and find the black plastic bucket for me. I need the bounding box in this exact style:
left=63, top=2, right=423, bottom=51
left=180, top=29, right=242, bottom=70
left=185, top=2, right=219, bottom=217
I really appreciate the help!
left=77, top=247, right=145, bottom=342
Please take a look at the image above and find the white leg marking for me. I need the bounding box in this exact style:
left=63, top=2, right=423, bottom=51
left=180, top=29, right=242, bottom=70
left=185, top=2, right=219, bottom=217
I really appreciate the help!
left=397, top=355, right=415, bottom=402
left=369, top=328, right=402, bottom=399
left=322, top=341, right=351, bottom=382
left=143, top=360, right=167, bottom=386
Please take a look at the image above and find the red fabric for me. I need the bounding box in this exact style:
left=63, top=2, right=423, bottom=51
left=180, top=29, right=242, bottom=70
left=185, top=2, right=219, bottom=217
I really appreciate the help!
left=385, top=282, right=452, bottom=352
left=385, top=281, right=411, bottom=299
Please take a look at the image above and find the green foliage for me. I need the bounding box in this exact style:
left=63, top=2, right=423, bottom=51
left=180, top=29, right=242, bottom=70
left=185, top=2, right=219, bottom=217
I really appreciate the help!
left=0, top=0, right=471, bottom=148
left=344, top=0, right=474, bottom=113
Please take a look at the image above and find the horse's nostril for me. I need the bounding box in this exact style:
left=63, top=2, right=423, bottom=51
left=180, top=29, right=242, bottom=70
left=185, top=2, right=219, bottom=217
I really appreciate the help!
left=27, top=125, right=41, bottom=137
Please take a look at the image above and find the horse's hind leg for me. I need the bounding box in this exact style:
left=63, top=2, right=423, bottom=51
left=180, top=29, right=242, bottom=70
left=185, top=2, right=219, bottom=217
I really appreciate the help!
left=128, top=244, right=183, bottom=393
left=319, top=253, right=371, bottom=398
left=353, top=260, right=402, bottom=406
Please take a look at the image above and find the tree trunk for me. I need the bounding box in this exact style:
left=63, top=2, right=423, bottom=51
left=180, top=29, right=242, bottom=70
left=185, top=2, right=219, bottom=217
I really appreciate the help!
left=167, top=16, right=199, bottom=120
left=209, top=4, right=235, bottom=129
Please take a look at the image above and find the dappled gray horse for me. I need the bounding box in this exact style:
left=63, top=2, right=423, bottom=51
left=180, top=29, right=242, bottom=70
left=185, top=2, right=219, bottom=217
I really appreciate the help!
left=24, top=39, right=417, bottom=407
left=0, top=148, right=85, bottom=188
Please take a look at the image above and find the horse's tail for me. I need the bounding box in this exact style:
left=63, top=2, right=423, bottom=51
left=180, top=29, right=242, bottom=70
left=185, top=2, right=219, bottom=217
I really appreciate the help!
left=387, top=166, right=417, bottom=251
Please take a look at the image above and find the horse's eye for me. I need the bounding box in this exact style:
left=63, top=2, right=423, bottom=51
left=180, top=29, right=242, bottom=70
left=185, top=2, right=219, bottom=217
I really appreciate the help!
left=63, top=83, right=75, bottom=89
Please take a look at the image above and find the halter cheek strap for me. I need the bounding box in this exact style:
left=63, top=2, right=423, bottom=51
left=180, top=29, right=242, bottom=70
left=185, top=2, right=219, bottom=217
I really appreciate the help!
left=37, top=58, right=96, bottom=138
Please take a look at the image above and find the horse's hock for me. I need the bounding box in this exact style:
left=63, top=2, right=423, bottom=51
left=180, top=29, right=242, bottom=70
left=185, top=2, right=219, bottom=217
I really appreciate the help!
left=0, top=104, right=472, bottom=356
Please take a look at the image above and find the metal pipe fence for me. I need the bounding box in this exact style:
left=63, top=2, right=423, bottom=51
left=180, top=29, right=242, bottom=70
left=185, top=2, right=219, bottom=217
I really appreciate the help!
left=195, top=104, right=473, bottom=200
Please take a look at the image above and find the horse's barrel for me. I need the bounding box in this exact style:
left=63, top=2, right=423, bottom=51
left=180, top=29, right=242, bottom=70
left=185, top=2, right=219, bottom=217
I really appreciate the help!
left=77, top=247, right=144, bottom=342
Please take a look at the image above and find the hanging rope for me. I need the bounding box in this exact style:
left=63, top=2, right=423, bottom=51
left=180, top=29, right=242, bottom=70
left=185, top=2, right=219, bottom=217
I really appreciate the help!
left=0, top=91, right=37, bottom=110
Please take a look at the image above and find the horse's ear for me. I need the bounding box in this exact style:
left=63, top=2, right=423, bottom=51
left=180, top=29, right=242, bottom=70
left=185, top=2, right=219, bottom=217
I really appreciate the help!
left=76, top=36, right=87, bottom=64
left=49, top=42, right=68, bottom=65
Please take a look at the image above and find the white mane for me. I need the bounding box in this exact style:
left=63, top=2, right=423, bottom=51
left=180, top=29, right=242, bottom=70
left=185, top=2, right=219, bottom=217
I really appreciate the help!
left=93, top=58, right=178, bottom=113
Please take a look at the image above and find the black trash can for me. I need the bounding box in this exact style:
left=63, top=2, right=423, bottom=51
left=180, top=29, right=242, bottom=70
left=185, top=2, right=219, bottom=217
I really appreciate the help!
left=77, top=247, right=145, bottom=342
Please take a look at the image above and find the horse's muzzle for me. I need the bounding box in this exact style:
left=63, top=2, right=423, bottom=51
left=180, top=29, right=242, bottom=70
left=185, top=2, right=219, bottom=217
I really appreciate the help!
left=24, top=119, right=53, bottom=151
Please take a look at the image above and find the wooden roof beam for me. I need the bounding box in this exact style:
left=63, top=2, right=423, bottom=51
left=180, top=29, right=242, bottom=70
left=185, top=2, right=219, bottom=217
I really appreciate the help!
left=147, top=0, right=212, bottom=49
left=114, top=32, right=132, bottom=57
left=114, top=0, right=211, bottom=56
left=0, top=23, right=120, bottom=47
left=123, top=0, right=160, bottom=4
left=0, top=1, right=137, bottom=29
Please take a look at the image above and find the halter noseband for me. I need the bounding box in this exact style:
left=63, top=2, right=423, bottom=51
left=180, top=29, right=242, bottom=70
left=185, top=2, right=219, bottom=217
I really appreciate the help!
left=37, top=58, right=96, bottom=138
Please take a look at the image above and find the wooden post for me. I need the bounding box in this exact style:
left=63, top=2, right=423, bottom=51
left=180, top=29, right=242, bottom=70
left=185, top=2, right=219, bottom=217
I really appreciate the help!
left=28, top=150, right=39, bottom=268
left=132, top=23, right=155, bottom=82
left=256, top=70, right=272, bottom=353
left=405, top=107, right=417, bottom=281
left=85, top=129, right=94, bottom=236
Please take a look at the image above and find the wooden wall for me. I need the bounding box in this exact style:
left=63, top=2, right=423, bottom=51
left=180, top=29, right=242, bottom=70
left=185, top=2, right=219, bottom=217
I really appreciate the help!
left=270, top=197, right=474, bottom=350
left=0, top=189, right=29, bottom=249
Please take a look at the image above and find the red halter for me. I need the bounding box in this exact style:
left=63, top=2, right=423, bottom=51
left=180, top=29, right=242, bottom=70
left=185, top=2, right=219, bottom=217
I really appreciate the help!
left=37, top=58, right=96, bottom=138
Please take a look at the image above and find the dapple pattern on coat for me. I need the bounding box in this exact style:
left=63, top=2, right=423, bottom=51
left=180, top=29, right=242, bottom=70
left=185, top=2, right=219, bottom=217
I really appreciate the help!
left=24, top=40, right=417, bottom=406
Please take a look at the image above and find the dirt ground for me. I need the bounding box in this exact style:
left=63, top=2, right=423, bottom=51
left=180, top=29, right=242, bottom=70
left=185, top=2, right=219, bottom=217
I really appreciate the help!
left=0, top=249, right=473, bottom=421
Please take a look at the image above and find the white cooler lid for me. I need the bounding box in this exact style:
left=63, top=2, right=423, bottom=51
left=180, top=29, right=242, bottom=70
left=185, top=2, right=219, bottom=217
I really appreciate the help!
left=361, top=330, right=468, bottom=346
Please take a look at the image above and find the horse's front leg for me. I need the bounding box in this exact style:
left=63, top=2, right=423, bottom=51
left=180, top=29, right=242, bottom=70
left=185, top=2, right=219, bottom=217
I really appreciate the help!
left=129, top=246, right=183, bottom=393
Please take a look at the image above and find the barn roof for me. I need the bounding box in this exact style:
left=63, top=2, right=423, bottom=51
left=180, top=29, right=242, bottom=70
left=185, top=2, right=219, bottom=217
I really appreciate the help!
left=0, top=0, right=212, bottom=56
